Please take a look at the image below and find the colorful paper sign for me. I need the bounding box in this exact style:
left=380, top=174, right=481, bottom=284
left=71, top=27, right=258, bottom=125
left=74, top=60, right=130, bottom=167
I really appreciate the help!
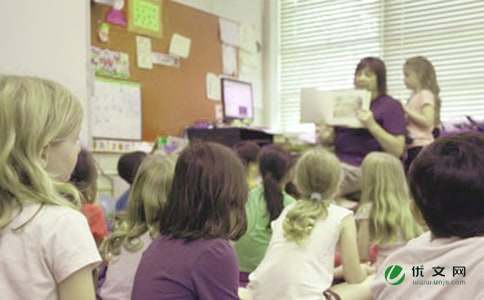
left=129, top=0, right=162, bottom=38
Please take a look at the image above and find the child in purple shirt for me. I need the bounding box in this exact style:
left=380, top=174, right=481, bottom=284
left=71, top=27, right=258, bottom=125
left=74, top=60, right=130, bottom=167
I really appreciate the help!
left=131, top=142, right=248, bottom=300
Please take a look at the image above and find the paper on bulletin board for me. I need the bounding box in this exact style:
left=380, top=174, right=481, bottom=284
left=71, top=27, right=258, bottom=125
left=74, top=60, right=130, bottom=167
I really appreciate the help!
left=206, top=72, right=221, bottom=101
left=240, top=23, right=257, bottom=53
left=219, top=18, right=240, bottom=47
left=136, top=36, right=153, bottom=69
left=169, top=33, right=191, bottom=59
left=91, top=46, right=130, bottom=79
left=152, top=52, right=180, bottom=67
left=91, top=78, right=142, bottom=140
left=128, top=0, right=162, bottom=38
left=222, top=44, right=237, bottom=76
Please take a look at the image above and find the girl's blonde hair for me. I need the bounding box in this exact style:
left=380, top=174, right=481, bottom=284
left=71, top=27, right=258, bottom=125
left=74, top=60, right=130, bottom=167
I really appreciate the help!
left=283, top=148, right=342, bottom=245
left=100, top=154, right=176, bottom=259
left=404, top=56, right=441, bottom=126
left=360, top=152, right=423, bottom=245
left=0, top=75, right=83, bottom=229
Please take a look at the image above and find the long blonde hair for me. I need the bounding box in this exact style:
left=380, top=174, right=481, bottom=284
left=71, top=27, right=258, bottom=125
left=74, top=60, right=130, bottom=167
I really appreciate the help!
left=283, top=148, right=342, bottom=245
left=404, top=56, right=441, bottom=126
left=0, top=75, right=83, bottom=229
left=100, top=154, right=176, bottom=259
left=360, top=152, right=422, bottom=245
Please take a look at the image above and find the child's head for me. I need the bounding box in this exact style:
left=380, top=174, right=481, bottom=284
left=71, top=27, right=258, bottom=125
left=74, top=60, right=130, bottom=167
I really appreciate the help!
left=361, top=152, right=409, bottom=203
left=404, top=56, right=441, bottom=125
left=233, top=141, right=261, bottom=167
left=295, top=148, right=342, bottom=201
left=0, top=75, right=83, bottom=227
left=409, top=132, right=484, bottom=238
left=69, top=148, right=98, bottom=204
left=101, top=154, right=176, bottom=258
left=361, top=152, right=422, bottom=244
left=159, top=142, right=247, bottom=241
left=354, top=57, right=387, bottom=96
left=283, top=148, right=342, bottom=245
left=233, top=141, right=261, bottom=189
left=258, top=145, right=292, bottom=224
left=128, top=154, right=176, bottom=232
left=117, top=151, right=147, bottom=185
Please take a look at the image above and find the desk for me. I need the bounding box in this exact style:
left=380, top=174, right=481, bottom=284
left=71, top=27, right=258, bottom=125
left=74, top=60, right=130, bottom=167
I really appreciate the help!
left=186, top=127, right=273, bottom=147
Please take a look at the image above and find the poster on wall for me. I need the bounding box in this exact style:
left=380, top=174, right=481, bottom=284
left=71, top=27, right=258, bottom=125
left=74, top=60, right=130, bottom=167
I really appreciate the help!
left=91, top=77, right=142, bottom=140
left=91, top=46, right=130, bottom=79
left=128, top=0, right=163, bottom=38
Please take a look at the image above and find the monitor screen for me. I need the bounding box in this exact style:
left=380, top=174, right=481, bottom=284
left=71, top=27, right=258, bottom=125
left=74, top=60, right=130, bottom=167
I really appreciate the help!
left=221, top=78, right=254, bottom=122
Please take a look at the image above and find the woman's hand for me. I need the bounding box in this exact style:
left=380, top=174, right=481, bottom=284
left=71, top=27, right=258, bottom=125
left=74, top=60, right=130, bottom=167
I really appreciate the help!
left=357, top=110, right=377, bottom=129
left=317, top=122, right=335, bottom=146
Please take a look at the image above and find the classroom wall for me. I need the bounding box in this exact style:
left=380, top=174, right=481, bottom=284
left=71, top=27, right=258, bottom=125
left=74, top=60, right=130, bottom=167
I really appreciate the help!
left=173, top=0, right=266, bottom=125
left=0, top=0, right=92, bottom=142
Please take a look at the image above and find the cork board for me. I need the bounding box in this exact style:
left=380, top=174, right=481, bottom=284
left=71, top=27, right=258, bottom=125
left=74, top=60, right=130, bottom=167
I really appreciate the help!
left=91, top=0, right=222, bottom=140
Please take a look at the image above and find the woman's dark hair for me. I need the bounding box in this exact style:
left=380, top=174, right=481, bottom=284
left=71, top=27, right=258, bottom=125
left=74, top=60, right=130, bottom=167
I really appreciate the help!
left=354, top=57, right=387, bottom=96
left=409, top=132, right=484, bottom=238
left=117, top=151, right=147, bottom=184
left=258, top=145, right=291, bottom=227
left=70, top=148, right=98, bottom=203
left=159, top=142, right=248, bottom=241
left=233, top=141, right=261, bottom=167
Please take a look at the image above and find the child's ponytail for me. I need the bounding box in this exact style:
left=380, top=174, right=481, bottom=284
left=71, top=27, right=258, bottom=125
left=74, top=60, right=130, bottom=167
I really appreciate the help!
left=283, top=148, right=342, bottom=245
left=258, top=145, right=291, bottom=227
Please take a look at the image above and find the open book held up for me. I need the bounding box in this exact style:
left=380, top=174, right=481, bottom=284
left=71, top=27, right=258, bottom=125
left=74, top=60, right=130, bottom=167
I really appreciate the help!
left=300, top=88, right=371, bottom=128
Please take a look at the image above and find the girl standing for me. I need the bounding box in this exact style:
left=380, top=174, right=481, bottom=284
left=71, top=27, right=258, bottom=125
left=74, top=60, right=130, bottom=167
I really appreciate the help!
left=403, top=56, right=441, bottom=171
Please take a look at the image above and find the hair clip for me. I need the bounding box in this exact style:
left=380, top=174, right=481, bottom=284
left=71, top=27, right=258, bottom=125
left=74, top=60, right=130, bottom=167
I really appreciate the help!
left=310, top=192, right=323, bottom=201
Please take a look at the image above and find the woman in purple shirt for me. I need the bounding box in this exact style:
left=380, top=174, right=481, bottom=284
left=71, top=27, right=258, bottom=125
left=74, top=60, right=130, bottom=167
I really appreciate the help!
left=131, top=142, right=248, bottom=300
left=319, top=57, right=406, bottom=197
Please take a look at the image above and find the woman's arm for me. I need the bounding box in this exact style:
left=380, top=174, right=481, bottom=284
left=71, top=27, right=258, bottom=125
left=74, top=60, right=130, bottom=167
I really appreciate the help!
left=58, top=266, right=96, bottom=300
left=357, top=110, right=405, bottom=157
left=339, top=215, right=366, bottom=284
left=317, top=123, right=335, bottom=146
left=404, top=104, right=435, bottom=129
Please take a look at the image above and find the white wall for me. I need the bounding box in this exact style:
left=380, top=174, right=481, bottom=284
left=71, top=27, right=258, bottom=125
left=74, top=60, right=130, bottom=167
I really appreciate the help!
left=0, top=0, right=91, bottom=141
left=173, top=0, right=267, bottom=126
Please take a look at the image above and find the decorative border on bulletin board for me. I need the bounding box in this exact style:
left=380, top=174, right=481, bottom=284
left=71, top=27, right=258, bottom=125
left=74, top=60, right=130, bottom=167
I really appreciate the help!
left=128, top=0, right=163, bottom=38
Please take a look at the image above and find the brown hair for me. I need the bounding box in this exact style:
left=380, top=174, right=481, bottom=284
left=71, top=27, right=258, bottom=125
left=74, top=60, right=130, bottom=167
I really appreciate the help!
left=404, top=56, right=441, bottom=126
left=233, top=141, right=261, bottom=167
left=70, top=148, right=98, bottom=203
left=159, top=142, right=248, bottom=240
left=258, top=145, right=291, bottom=227
left=354, top=57, right=387, bottom=96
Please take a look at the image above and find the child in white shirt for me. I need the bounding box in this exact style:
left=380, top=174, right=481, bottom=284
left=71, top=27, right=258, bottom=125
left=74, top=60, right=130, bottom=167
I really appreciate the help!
left=0, top=75, right=101, bottom=300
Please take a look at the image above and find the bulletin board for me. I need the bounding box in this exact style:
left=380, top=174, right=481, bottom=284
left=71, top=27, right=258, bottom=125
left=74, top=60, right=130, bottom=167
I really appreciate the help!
left=91, top=0, right=222, bottom=140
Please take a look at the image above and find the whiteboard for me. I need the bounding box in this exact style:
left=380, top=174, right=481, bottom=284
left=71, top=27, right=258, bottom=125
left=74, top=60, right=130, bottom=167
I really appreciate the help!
left=91, top=78, right=142, bottom=140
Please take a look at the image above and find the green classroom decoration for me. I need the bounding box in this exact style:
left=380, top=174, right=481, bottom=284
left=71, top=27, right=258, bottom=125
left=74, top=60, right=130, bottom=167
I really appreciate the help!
left=129, top=0, right=163, bottom=38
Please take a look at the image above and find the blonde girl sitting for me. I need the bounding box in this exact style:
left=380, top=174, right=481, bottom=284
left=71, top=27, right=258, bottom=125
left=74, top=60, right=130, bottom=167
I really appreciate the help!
left=248, top=148, right=373, bottom=300
left=97, top=154, right=176, bottom=300
left=356, top=152, right=423, bottom=269
left=0, top=75, right=101, bottom=300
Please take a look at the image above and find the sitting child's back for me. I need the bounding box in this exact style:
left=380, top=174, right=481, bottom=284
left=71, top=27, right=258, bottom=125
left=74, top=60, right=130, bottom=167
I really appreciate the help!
left=372, top=132, right=484, bottom=300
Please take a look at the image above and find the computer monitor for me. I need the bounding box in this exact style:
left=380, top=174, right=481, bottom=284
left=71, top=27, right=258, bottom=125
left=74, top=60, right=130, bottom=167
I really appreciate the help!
left=221, top=78, right=254, bottom=122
